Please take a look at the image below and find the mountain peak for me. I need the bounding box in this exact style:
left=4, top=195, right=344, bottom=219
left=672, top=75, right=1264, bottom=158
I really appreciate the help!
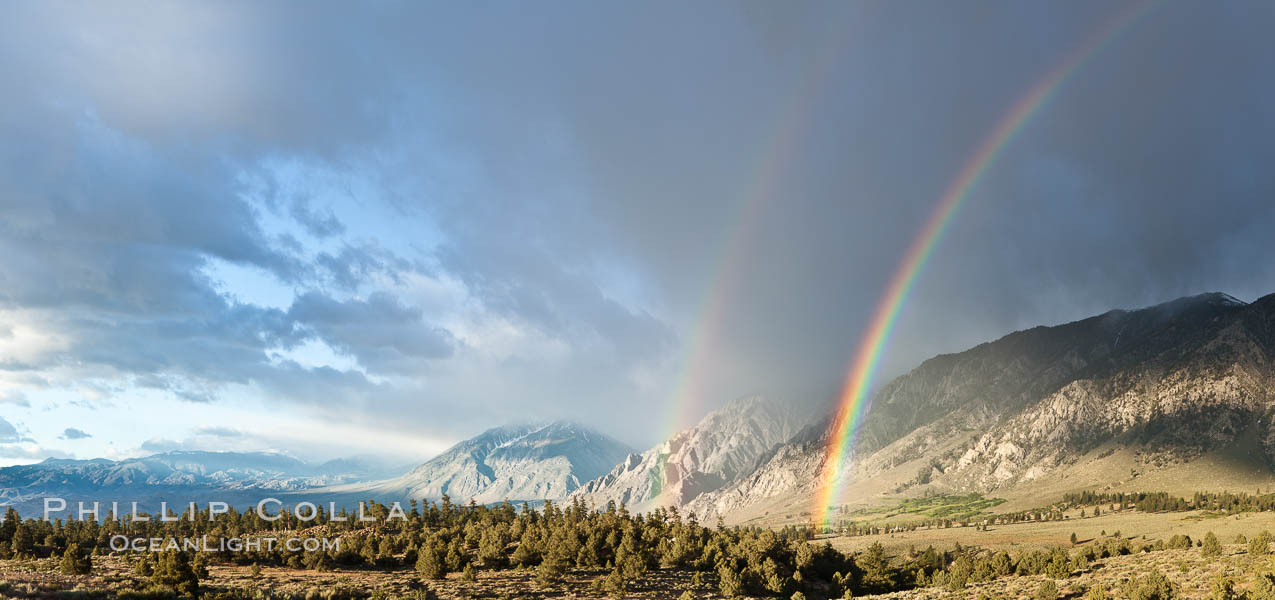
left=573, top=395, right=814, bottom=512
left=377, top=418, right=634, bottom=504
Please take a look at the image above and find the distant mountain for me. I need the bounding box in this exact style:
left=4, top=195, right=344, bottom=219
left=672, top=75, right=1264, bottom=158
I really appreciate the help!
left=356, top=421, right=634, bottom=505
left=0, top=450, right=401, bottom=516
left=689, top=292, right=1275, bottom=524
left=572, top=395, right=813, bottom=513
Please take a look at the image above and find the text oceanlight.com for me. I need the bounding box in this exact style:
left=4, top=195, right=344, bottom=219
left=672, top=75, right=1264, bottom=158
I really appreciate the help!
left=109, top=535, right=340, bottom=553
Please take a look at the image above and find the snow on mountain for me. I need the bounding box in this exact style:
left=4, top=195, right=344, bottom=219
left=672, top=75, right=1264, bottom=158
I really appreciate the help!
left=361, top=421, right=634, bottom=504
left=571, top=395, right=813, bottom=513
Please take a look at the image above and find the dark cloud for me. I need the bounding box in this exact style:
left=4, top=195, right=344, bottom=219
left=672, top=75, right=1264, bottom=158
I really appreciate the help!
left=290, top=200, right=346, bottom=239
left=0, top=0, right=1272, bottom=451
left=288, top=292, right=455, bottom=372
left=315, top=243, right=414, bottom=291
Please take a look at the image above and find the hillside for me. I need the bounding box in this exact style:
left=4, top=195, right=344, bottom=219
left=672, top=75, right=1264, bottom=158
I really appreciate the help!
left=692, top=292, right=1275, bottom=524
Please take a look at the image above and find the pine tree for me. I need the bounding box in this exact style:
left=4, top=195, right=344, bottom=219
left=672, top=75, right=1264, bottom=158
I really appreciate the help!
left=59, top=543, right=91, bottom=575
left=416, top=544, right=446, bottom=580
left=134, top=554, right=154, bottom=577
left=9, top=521, right=34, bottom=557
left=603, top=567, right=627, bottom=598
left=536, top=553, right=567, bottom=587
left=857, top=542, right=895, bottom=593
left=151, top=550, right=200, bottom=596
left=511, top=528, right=542, bottom=567
left=718, top=563, right=745, bottom=598
left=478, top=527, right=509, bottom=567
left=445, top=539, right=468, bottom=572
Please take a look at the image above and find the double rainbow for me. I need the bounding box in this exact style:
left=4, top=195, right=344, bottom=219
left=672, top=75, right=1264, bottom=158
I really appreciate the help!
left=812, top=1, right=1158, bottom=529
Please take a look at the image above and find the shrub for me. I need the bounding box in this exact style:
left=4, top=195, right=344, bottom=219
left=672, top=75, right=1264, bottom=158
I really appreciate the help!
left=1085, top=583, right=1111, bottom=600
left=1253, top=574, right=1275, bottom=600
left=1202, top=531, right=1222, bottom=558
left=1034, top=580, right=1059, bottom=600
left=1253, top=531, right=1274, bottom=556
left=1123, top=569, right=1176, bottom=600
left=1210, top=575, right=1238, bottom=600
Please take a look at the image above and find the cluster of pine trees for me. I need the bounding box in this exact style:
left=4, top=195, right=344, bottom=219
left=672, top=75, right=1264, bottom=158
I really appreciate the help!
left=1065, top=489, right=1275, bottom=514
left=834, top=507, right=1071, bottom=538
left=1, top=499, right=893, bottom=598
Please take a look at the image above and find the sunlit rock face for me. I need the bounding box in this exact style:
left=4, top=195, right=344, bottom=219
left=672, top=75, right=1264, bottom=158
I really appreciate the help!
left=573, top=395, right=812, bottom=513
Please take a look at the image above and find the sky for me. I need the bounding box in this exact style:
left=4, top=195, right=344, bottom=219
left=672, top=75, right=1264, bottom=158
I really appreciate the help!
left=1, top=1, right=1273, bottom=467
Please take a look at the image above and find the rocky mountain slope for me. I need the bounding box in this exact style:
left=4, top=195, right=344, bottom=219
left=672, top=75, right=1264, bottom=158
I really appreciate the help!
left=360, top=421, right=634, bottom=504
left=572, top=395, right=812, bottom=513
left=691, top=292, right=1275, bottom=524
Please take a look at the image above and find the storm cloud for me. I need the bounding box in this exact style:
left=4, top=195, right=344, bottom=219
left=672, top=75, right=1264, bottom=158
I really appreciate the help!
left=0, top=1, right=1272, bottom=463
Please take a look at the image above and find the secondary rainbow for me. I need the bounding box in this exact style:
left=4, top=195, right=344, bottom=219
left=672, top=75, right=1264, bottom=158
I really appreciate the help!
left=812, top=1, right=1158, bottom=529
left=654, top=9, right=872, bottom=491
left=649, top=7, right=876, bottom=505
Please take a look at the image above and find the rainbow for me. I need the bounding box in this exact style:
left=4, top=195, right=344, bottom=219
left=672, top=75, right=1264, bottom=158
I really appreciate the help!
left=656, top=8, right=871, bottom=489
left=812, top=0, right=1158, bottom=529
left=650, top=5, right=880, bottom=506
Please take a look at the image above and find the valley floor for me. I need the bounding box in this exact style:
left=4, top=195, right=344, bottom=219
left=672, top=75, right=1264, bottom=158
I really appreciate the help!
left=4, top=543, right=1275, bottom=600
left=825, top=507, right=1275, bottom=555
left=3, top=557, right=712, bottom=600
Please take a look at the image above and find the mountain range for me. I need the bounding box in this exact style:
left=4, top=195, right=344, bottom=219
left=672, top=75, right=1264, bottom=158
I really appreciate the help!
left=685, top=292, right=1275, bottom=525
left=0, top=450, right=405, bottom=515
left=5, top=292, right=1274, bottom=525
